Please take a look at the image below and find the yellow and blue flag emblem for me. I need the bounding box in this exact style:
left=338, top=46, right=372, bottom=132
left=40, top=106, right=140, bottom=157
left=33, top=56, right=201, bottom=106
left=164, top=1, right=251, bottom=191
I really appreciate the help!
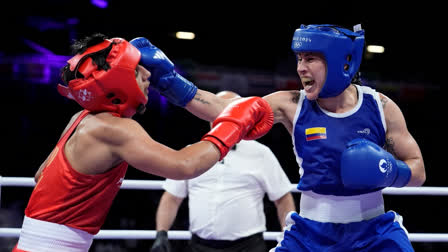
left=305, top=127, right=327, bottom=141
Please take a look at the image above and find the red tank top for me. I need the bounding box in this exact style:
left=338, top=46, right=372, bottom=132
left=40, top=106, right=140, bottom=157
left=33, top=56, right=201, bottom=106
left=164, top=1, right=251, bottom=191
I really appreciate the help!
left=25, top=110, right=128, bottom=235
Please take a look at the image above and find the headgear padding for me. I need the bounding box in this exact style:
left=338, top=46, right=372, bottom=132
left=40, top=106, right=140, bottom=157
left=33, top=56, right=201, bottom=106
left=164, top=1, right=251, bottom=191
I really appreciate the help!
left=58, top=38, right=147, bottom=117
left=291, top=24, right=365, bottom=98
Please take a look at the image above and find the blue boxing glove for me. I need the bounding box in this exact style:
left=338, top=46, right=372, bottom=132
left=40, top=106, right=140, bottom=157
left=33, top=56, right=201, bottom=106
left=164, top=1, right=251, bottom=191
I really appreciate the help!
left=340, top=138, right=411, bottom=189
left=130, top=37, right=197, bottom=107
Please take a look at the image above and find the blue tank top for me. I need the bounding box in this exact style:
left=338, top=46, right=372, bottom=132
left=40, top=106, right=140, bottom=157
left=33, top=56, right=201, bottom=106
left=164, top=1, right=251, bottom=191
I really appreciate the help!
left=292, top=85, right=386, bottom=196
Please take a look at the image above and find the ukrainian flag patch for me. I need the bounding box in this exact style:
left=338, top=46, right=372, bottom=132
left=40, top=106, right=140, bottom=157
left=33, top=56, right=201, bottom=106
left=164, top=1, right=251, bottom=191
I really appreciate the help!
left=305, top=127, right=327, bottom=141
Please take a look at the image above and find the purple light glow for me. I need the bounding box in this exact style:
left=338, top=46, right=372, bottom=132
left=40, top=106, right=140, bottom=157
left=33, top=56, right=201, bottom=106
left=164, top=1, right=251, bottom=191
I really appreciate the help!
left=159, top=95, right=168, bottom=109
left=66, top=18, right=80, bottom=25
left=91, top=0, right=108, bottom=8
left=2, top=54, right=70, bottom=85
left=23, top=39, right=55, bottom=55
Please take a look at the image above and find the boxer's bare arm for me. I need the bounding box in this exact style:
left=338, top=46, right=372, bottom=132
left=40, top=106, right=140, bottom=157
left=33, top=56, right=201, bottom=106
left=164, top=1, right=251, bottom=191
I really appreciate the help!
left=115, top=96, right=272, bottom=178
left=185, top=89, right=238, bottom=122
left=184, top=89, right=300, bottom=130
left=263, top=90, right=301, bottom=135
left=108, top=117, right=220, bottom=179
left=380, top=93, right=426, bottom=186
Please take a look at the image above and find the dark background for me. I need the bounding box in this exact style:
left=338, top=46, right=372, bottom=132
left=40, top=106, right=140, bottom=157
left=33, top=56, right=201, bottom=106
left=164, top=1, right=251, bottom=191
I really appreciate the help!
left=0, top=1, right=445, bottom=251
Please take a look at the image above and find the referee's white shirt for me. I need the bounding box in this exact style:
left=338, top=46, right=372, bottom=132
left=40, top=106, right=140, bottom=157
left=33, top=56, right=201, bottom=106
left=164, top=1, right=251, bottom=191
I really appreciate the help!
left=163, top=140, right=294, bottom=241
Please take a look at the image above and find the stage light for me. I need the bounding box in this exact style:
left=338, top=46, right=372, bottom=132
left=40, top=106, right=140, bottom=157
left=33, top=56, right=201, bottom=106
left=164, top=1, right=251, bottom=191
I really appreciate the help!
left=176, top=31, right=195, bottom=40
left=367, top=45, right=385, bottom=54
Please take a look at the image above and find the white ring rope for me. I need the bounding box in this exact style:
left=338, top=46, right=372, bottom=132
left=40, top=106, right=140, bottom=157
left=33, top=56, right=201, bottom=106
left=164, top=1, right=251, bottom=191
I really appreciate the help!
left=1, top=176, right=448, bottom=243
left=1, top=176, right=448, bottom=195
left=1, top=228, right=448, bottom=242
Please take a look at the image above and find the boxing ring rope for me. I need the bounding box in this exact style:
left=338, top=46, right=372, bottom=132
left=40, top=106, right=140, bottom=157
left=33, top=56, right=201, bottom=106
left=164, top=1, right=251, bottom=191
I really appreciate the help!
left=1, top=176, right=448, bottom=242
left=2, top=176, right=448, bottom=195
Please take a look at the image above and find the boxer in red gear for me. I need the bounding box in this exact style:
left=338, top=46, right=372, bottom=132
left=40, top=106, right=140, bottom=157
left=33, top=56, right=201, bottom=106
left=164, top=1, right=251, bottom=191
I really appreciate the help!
left=13, top=34, right=273, bottom=252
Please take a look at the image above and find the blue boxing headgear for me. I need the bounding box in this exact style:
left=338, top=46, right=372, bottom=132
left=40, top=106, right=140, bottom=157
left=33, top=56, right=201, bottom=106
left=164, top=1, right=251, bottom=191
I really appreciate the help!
left=291, top=24, right=365, bottom=98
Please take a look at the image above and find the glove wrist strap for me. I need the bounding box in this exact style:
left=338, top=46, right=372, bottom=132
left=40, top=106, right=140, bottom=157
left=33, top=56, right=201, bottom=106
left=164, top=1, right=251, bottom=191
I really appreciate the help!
left=158, top=72, right=197, bottom=107
left=201, top=135, right=228, bottom=161
left=391, top=160, right=411, bottom=187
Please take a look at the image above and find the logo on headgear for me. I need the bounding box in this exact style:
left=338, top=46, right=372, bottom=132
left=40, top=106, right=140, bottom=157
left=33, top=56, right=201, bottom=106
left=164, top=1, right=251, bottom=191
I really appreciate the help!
left=293, top=41, right=302, bottom=48
left=292, top=36, right=312, bottom=49
left=78, top=89, right=93, bottom=102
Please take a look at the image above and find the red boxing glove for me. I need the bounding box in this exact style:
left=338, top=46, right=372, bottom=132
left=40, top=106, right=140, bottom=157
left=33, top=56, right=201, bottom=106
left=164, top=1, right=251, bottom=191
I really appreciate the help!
left=202, top=97, right=274, bottom=160
left=243, top=98, right=274, bottom=140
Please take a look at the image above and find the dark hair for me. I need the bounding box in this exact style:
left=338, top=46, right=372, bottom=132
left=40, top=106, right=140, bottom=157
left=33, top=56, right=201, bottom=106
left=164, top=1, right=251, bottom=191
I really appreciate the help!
left=60, top=33, right=114, bottom=85
left=351, top=72, right=362, bottom=85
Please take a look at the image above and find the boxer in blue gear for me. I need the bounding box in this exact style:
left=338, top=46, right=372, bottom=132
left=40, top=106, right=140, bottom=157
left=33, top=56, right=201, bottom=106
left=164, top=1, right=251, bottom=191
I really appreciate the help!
left=265, top=24, right=425, bottom=252
left=130, top=25, right=425, bottom=251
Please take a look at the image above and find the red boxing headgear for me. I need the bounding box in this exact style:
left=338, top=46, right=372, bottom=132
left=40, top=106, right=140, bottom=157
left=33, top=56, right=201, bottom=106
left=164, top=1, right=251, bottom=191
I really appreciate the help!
left=58, top=38, right=147, bottom=117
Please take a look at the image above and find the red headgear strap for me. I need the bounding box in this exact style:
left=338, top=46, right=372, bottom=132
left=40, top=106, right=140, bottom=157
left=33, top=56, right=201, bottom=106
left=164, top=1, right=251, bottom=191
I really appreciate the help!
left=58, top=38, right=147, bottom=117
